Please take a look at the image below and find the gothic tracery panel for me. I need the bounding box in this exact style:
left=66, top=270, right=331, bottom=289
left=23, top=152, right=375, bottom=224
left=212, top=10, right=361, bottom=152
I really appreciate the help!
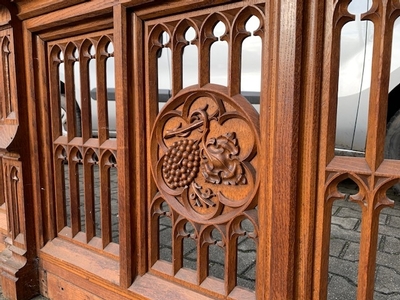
left=315, top=1, right=400, bottom=299
left=48, top=31, right=119, bottom=256
left=0, top=25, right=18, bottom=148
left=147, top=3, right=264, bottom=298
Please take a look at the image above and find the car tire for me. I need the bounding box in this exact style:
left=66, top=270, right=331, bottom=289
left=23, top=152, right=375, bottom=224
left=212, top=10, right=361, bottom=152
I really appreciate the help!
left=385, top=108, right=400, bottom=192
left=60, top=95, right=82, bottom=137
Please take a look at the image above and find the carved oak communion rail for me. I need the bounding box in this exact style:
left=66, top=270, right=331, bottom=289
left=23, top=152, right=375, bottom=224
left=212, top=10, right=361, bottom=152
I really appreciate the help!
left=0, top=0, right=398, bottom=299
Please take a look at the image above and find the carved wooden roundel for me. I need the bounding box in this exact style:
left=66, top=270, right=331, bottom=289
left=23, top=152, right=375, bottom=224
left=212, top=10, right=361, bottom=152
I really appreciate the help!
left=151, top=84, right=260, bottom=224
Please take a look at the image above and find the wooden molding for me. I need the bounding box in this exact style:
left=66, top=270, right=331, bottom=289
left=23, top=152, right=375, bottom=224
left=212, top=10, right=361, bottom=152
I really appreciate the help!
left=14, top=0, right=87, bottom=20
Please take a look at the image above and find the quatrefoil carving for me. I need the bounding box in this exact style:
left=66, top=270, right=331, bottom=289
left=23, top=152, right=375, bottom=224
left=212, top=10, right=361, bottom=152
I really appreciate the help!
left=151, top=84, right=260, bottom=224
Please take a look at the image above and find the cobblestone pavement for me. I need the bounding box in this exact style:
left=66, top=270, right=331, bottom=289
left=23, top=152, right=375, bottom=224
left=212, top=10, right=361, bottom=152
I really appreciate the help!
left=0, top=293, right=47, bottom=300
left=157, top=181, right=400, bottom=299
left=1, top=180, right=400, bottom=299
left=328, top=181, right=400, bottom=299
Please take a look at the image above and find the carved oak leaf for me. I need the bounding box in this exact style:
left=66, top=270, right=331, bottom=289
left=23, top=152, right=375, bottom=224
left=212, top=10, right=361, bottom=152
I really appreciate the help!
left=201, top=132, right=247, bottom=185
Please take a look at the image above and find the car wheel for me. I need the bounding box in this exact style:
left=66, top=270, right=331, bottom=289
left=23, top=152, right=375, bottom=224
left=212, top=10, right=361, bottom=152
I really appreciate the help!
left=60, top=95, right=82, bottom=137
left=384, top=108, right=400, bottom=192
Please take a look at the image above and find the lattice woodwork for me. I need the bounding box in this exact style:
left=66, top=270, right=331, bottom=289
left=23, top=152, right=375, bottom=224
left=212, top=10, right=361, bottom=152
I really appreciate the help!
left=0, top=0, right=399, bottom=299
left=48, top=31, right=119, bottom=256
left=2, top=153, right=26, bottom=249
left=146, top=3, right=263, bottom=298
left=314, top=1, right=400, bottom=299
left=0, top=11, right=18, bottom=148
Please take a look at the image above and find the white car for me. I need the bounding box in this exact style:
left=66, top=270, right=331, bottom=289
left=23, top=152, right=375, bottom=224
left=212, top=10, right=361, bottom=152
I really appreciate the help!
left=59, top=0, right=400, bottom=160
left=336, top=0, right=400, bottom=158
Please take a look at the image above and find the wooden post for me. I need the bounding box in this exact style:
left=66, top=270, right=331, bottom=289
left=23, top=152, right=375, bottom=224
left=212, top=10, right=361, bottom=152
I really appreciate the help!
left=0, top=3, right=39, bottom=299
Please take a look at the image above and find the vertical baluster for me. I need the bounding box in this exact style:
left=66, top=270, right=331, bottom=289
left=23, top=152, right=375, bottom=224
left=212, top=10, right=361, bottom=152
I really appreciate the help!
left=80, top=40, right=93, bottom=141
left=54, top=147, right=67, bottom=232
left=69, top=149, right=81, bottom=236
left=100, top=152, right=112, bottom=247
left=84, top=151, right=96, bottom=242
left=96, top=37, right=109, bottom=144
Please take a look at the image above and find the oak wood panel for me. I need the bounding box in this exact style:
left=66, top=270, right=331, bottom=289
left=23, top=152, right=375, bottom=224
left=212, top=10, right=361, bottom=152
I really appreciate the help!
left=0, top=5, right=41, bottom=298
left=47, top=273, right=103, bottom=300
left=135, top=0, right=242, bottom=20
left=2, top=0, right=397, bottom=299
left=15, top=0, right=86, bottom=20
left=293, top=0, right=325, bottom=298
left=38, top=17, right=113, bottom=42
left=24, top=1, right=115, bottom=32
left=313, top=2, right=400, bottom=300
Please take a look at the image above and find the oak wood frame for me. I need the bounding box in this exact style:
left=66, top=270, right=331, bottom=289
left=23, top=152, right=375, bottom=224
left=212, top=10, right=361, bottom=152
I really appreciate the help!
left=0, top=0, right=398, bottom=299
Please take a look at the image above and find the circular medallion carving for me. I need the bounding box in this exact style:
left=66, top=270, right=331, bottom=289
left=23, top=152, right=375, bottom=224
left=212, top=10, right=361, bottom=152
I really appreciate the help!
left=151, top=84, right=260, bottom=224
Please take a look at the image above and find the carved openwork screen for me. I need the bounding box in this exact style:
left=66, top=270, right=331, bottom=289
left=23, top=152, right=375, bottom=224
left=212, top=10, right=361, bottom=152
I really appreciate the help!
left=145, top=3, right=263, bottom=298
left=0, top=12, right=18, bottom=149
left=0, top=28, right=17, bottom=126
left=48, top=30, right=119, bottom=257
left=0, top=7, right=23, bottom=252
left=315, top=1, right=400, bottom=299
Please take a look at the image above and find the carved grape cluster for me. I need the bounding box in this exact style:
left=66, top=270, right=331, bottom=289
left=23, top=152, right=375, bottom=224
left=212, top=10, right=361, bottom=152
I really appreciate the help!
left=162, top=139, right=201, bottom=189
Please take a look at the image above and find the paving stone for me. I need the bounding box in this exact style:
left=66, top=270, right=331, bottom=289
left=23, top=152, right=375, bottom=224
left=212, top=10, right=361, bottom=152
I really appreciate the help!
left=333, top=199, right=362, bottom=212
left=159, top=245, right=172, bottom=262
left=159, top=226, right=172, bottom=250
left=378, top=223, right=400, bottom=239
left=209, top=244, right=225, bottom=268
left=329, top=238, right=347, bottom=257
left=238, top=235, right=256, bottom=252
left=381, top=236, right=400, bottom=254
left=373, top=292, right=400, bottom=300
left=331, top=205, right=340, bottom=215
left=374, top=265, right=400, bottom=294
left=335, top=206, right=362, bottom=219
left=380, top=205, right=400, bottom=218
left=376, top=251, right=400, bottom=270
left=183, top=256, right=197, bottom=270
left=237, top=249, right=256, bottom=275
left=330, top=223, right=361, bottom=243
left=341, top=241, right=360, bottom=262
left=237, top=263, right=256, bottom=291
left=328, top=256, right=358, bottom=285
left=159, top=215, right=172, bottom=227
left=331, top=215, right=360, bottom=230
left=378, top=212, right=389, bottom=225
left=0, top=291, right=40, bottom=300
left=381, top=212, right=390, bottom=226
left=327, top=274, right=357, bottom=300
left=183, top=237, right=197, bottom=255
left=208, top=259, right=224, bottom=280
left=388, top=215, right=400, bottom=228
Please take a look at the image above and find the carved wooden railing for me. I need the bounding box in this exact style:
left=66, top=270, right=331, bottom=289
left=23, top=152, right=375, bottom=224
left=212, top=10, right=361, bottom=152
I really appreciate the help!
left=48, top=32, right=119, bottom=253
left=0, top=0, right=399, bottom=299
left=145, top=4, right=263, bottom=298
left=314, top=1, right=400, bottom=299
